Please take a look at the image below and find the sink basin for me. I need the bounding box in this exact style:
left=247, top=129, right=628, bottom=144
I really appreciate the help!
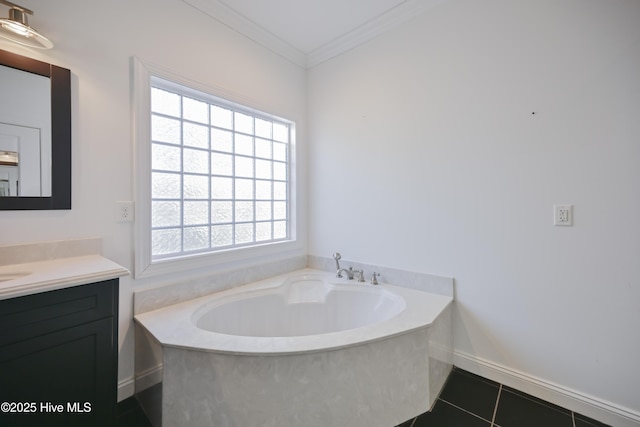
left=0, top=272, right=30, bottom=283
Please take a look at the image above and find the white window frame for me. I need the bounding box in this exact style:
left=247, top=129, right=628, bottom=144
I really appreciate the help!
left=132, top=58, right=300, bottom=279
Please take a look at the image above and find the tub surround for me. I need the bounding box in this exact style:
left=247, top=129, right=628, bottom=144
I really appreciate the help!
left=0, top=238, right=129, bottom=299
left=162, top=322, right=448, bottom=427
left=134, top=267, right=453, bottom=427
left=133, top=258, right=453, bottom=388
left=134, top=254, right=452, bottom=316
left=135, top=268, right=452, bottom=355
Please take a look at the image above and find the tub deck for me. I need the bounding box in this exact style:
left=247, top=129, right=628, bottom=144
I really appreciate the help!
left=134, top=268, right=453, bottom=427
left=135, top=268, right=452, bottom=355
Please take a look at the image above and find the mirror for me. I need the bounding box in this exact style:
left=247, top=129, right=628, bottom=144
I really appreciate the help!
left=0, top=48, right=70, bottom=210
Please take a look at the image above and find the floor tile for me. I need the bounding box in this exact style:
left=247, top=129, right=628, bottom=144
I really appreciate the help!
left=117, top=397, right=154, bottom=427
left=438, top=367, right=500, bottom=422
left=117, top=409, right=154, bottom=427
left=116, top=396, right=140, bottom=416
left=396, top=418, right=415, bottom=427
left=413, top=400, right=492, bottom=427
left=574, top=412, right=612, bottom=427
left=494, top=387, right=573, bottom=427
left=136, top=383, right=162, bottom=427
left=502, top=386, right=572, bottom=415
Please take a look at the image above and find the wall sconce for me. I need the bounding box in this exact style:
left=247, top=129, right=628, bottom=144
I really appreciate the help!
left=0, top=0, right=53, bottom=49
left=0, top=150, right=19, bottom=166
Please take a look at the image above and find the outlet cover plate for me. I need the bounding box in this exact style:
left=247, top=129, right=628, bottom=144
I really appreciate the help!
left=116, top=201, right=134, bottom=223
left=554, top=204, right=573, bottom=226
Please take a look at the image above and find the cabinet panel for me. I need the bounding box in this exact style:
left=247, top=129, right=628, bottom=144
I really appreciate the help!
left=0, top=279, right=118, bottom=427
left=0, top=279, right=117, bottom=347
left=0, top=317, right=116, bottom=426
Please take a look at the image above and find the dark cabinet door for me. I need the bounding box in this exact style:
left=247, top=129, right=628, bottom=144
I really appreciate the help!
left=0, top=280, right=118, bottom=427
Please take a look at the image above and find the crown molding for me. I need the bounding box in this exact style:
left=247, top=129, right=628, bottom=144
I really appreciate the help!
left=184, top=0, right=445, bottom=69
left=307, top=0, right=445, bottom=67
left=183, top=0, right=307, bottom=67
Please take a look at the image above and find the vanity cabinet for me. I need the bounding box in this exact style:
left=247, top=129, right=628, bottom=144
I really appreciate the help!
left=0, top=279, right=118, bottom=427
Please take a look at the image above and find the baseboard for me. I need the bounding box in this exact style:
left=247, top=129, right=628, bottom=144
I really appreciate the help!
left=117, top=377, right=135, bottom=402
left=135, top=364, right=163, bottom=393
left=118, top=364, right=163, bottom=402
left=453, top=351, right=640, bottom=427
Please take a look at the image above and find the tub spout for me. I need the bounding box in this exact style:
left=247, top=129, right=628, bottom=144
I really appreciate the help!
left=337, top=267, right=355, bottom=280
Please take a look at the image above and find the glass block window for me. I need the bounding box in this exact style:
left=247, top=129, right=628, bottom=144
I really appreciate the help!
left=150, top=76, right=291, bottom=260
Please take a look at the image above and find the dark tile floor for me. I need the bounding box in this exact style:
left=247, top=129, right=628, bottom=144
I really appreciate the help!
left=397, top=367, right=611, bottom=427
left=117, top=395, right=153, bottom=427
left=117, top=367, right=611, bottom=427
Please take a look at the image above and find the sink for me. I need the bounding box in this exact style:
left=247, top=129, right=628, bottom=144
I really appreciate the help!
left=0, top=272, right=30, bottom=283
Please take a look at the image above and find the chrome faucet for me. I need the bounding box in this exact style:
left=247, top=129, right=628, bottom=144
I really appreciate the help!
left=334, top=253, right=355, bottom=279
left=337, top=267, right=355, bottom=280
left=333, top=253, right=365, bottom=282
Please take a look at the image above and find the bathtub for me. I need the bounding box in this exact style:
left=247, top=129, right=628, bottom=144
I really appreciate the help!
left=135, top=268, right=453, bottom=427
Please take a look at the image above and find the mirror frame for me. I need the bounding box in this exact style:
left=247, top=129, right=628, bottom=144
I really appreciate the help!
left=0, top=48, right=71, bottom=210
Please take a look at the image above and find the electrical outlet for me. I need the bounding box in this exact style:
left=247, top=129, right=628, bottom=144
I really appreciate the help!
left=116, top=201, right=134, bottom=223
left=554, top=204, right=573, bottom=226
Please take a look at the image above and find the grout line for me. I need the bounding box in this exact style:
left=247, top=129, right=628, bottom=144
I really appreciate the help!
left=490, top=384, right=503, bottom=426
left=439, top=398, right=495, bottom=424
left=409, top=417, right=416, bottom=427
left=572, top=411, right=576, bottom=427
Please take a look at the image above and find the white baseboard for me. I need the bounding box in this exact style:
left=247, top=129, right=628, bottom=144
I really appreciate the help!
left=118, top=377, right=135, bottom=402
left=453, top=351, right=640, bottom=427
left=118, top=364, right=162, bottom=402
left=135, top=364, right=163, bottom=393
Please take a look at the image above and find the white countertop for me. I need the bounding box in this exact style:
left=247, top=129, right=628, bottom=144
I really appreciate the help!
left=0, top=254, right=130, bottom=300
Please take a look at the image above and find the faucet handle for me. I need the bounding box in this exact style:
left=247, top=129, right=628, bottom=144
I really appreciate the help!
left=371, top=272, right=380, bottom=285
left=355, top=270, right=365, bottom=283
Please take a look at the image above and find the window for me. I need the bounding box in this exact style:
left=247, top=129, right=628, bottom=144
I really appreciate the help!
left=133, top=57, right=299, bottom=278
left=149, top=76, right=292, bottom=260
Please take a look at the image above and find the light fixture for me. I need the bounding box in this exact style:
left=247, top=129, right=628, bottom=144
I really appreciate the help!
left=0, top=150, right=19, bottom=166
left=0, top=0, right=53, bottom=49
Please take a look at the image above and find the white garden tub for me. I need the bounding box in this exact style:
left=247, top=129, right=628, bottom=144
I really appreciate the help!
left=135, top=268, right=453, bottom=427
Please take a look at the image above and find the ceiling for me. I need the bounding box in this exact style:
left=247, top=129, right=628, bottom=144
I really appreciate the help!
left=183, top=0, right=444, bottom=67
